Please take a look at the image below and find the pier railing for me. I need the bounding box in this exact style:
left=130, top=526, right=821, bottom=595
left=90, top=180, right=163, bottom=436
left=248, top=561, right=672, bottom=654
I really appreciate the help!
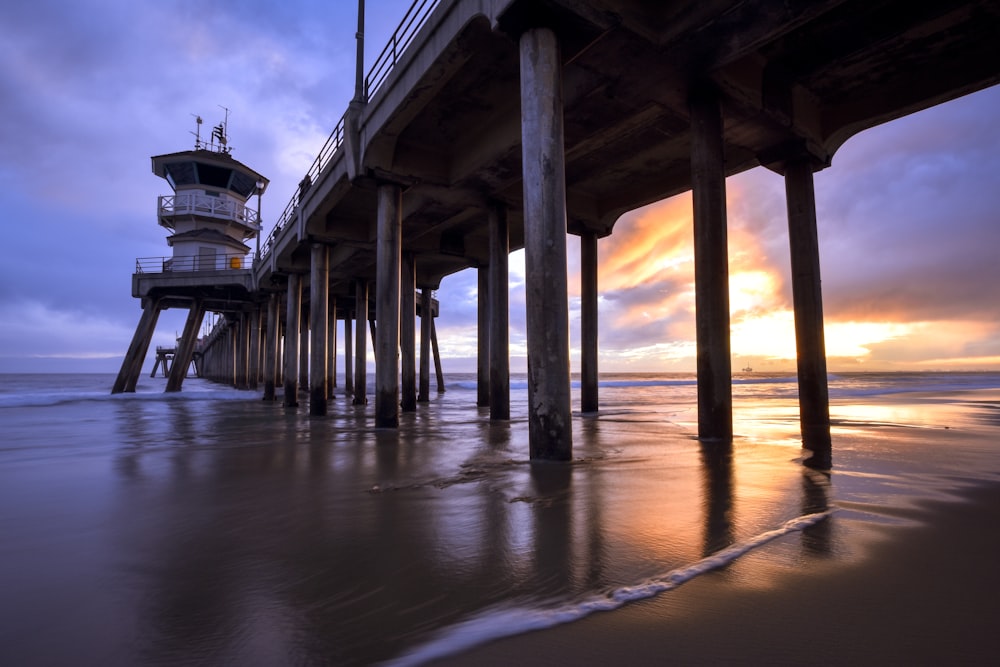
left=158, top=194, right=259, bottom=229
left=135, top=254, right=253, bottom=274
left=365, top=0, right=441, bottom=100
left=259, top=0, right=440, bottom=264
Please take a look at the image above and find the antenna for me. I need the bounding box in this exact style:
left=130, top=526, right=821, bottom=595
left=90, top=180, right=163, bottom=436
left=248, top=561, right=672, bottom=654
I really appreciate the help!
left=190, top=114, right=204, bottom=149
left=213, top=105, right=231, bottom=154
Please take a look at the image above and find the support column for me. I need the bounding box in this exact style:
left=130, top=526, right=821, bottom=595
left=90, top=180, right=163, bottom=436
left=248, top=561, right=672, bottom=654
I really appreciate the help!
left=248, top=306, right=261, bottom=390
left=310, top=243, right=329, bottom=416
left=353, top=279, right=368, bottom=405
left=284, top=274, right=301, bottom=407
left=166, top=300, right=205, bottom=392
left=580, top=229, right=599, bottom=413
left=236, top=313, right=250, bottom=389
left=431, top=317, right=445, bottom=393
left=520, top=25, right=572, bottom=461
left=418, top=288, right=432, bottom=402
left=477, top=266, right=490, bottom=407
left=375, top=183, right=402, bottom=427
left=328, top=295, right=337, bottom=395
left=785, top=158, right=832, bottom=468
left=299, top=307, right=309, bottom=395
left=690, top=85, right=733, bottom=442
left=344, top=307, right=354, bottom=396
left=401, top=253, right=417, bottom=412
left=489, top=205, right=510, bottom=420
left=228, top=317, right=237, bottom=387
left=263, top=293, right=278, bottom=400
left=112, top=297, right=161, bottom=394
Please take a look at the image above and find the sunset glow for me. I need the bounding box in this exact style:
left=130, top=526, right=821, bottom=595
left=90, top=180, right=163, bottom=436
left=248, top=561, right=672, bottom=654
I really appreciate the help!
left=0, top=0, right=997, bottom=374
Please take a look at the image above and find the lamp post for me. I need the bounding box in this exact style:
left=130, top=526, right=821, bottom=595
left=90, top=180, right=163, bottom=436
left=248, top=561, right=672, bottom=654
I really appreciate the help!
left=255, top=179, right=264, bottom=263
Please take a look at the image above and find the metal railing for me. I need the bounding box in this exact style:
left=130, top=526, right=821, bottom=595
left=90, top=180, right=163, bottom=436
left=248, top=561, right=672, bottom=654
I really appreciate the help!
left=365, top=0, right=441, bottom=100
left=258, top=0, right=440, bottom=265
left=260, top=113, right=347, bottom=260
left=135, top=253, right=253, bottom=274
left=158, top=193, right=259, bottom=228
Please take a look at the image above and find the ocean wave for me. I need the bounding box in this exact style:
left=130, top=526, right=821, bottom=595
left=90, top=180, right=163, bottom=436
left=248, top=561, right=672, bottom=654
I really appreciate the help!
left=385, top=509, right=834, bottom=666
left=0, top=386, right=255, bottom=409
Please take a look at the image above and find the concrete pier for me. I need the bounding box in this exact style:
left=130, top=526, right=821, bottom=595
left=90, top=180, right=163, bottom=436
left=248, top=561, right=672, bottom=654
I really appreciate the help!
left=690, top=85, right=733, bottom=443
left=519, top=25, right=572, bottom=461
left=310, top=243, right=329, bottom=416
left=488, top=205, right=510, bottom=421
left=375, top=183, right=402, bottom=427
left=785, top=157, right=833, bottom=468
left=122, top=0, right=997, bottom=476
left=284, top=274, right=301, bottom=408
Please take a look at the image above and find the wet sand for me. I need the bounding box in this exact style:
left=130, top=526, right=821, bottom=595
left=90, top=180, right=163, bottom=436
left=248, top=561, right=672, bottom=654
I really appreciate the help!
left=3, top=375, right=999, bottom=665
left=431, top=482, right=1000, bottom=665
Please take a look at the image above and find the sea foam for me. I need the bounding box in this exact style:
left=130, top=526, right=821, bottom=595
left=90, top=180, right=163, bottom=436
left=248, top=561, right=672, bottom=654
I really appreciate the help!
left=386, top=509, right=834, bottom=666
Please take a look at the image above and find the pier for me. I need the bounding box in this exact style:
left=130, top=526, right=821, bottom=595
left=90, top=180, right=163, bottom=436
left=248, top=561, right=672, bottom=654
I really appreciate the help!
left=113, top=0, right=1000, bottom=468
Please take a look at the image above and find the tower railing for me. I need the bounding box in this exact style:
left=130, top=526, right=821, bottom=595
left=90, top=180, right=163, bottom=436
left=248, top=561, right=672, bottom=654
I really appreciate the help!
left=158, top=194, right=260, bottom=229
left=259, top=0, right=440, bottom=264
left=135, top=253, right=253, bottom=274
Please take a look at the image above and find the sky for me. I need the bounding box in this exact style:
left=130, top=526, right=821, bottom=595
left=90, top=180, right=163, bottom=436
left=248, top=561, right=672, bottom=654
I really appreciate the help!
left=1, top=0, right=998, bottom=375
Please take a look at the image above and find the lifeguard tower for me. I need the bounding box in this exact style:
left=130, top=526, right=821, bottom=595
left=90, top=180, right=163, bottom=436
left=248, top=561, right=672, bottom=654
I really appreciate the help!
left=112, top=114, right=269, bottom=394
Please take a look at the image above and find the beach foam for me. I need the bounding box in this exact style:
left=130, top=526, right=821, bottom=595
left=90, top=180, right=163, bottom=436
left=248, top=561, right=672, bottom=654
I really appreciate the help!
left=387, top=509, right=833, bottom=666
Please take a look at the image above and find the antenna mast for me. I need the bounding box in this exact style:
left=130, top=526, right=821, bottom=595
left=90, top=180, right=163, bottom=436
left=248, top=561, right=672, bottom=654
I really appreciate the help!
left=191, top=114, right=203, bottom=149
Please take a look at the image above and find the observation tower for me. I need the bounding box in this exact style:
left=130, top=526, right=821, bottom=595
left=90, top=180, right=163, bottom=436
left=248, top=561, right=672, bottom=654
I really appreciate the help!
left=112, top=115, right=269, bottom=394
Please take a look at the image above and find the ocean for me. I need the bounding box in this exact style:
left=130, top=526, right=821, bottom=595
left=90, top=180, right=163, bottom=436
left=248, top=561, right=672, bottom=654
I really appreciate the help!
left=2, top=371, right=999, bottom=665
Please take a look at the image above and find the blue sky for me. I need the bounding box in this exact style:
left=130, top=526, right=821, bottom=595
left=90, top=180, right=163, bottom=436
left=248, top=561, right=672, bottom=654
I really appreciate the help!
left=1, top=0, right=998, bottom=374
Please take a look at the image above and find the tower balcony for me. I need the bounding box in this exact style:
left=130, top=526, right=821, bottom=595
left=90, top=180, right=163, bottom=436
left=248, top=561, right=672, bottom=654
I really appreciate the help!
left=158, top=193, right=259, bottom=231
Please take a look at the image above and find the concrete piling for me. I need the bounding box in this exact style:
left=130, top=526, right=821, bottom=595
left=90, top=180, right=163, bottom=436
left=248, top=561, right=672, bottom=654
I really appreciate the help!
left=353, top=280, right=368, bottom=405
left=580, top=229, right=599, bottom=414
left=375, top=183, right=402, bottom=427
left=477, top=266, right=489, bottom=408
left=689, top=85, right=733, bottom=443
left=344, top=308, right=354, bottom=397
left=284, top=274, right=301, bottom=407
left=488, top=205, right=510, bottom=421
left=263, top=293, right=278, bottom=400
left=327, top=295, right=337, bottom=396
left=310, top=243, right=329, bottom=416
left=519, top=25, right=572, bottom=461
left=166, top=300, right=205, bottom=392
left=418, top=288, right=432, bottom=402
left=401, top=253, right=417, bottom=413
left=785, top=157, right=833, bottom=468
left=112, top=297, right=161, bottom=394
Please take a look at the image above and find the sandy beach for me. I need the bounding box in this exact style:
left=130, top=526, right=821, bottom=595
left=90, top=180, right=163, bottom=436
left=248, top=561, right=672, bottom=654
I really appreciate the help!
left=2, top=373, right=999, bottom=666
left=429, top=451, right=1000, bottom=665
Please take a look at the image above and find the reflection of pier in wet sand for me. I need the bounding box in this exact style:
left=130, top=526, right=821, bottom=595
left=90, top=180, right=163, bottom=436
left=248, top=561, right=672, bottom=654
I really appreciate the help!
left=107, top=390, right=835, bottom=665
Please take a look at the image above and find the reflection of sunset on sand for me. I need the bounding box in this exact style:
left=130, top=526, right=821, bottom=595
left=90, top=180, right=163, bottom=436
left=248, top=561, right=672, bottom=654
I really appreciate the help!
left=1, top=374, right=999, bottom=664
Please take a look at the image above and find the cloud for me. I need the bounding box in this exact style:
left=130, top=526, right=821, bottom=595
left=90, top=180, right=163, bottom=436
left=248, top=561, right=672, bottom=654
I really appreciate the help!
left=0, top=0, right=997, bottom=376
